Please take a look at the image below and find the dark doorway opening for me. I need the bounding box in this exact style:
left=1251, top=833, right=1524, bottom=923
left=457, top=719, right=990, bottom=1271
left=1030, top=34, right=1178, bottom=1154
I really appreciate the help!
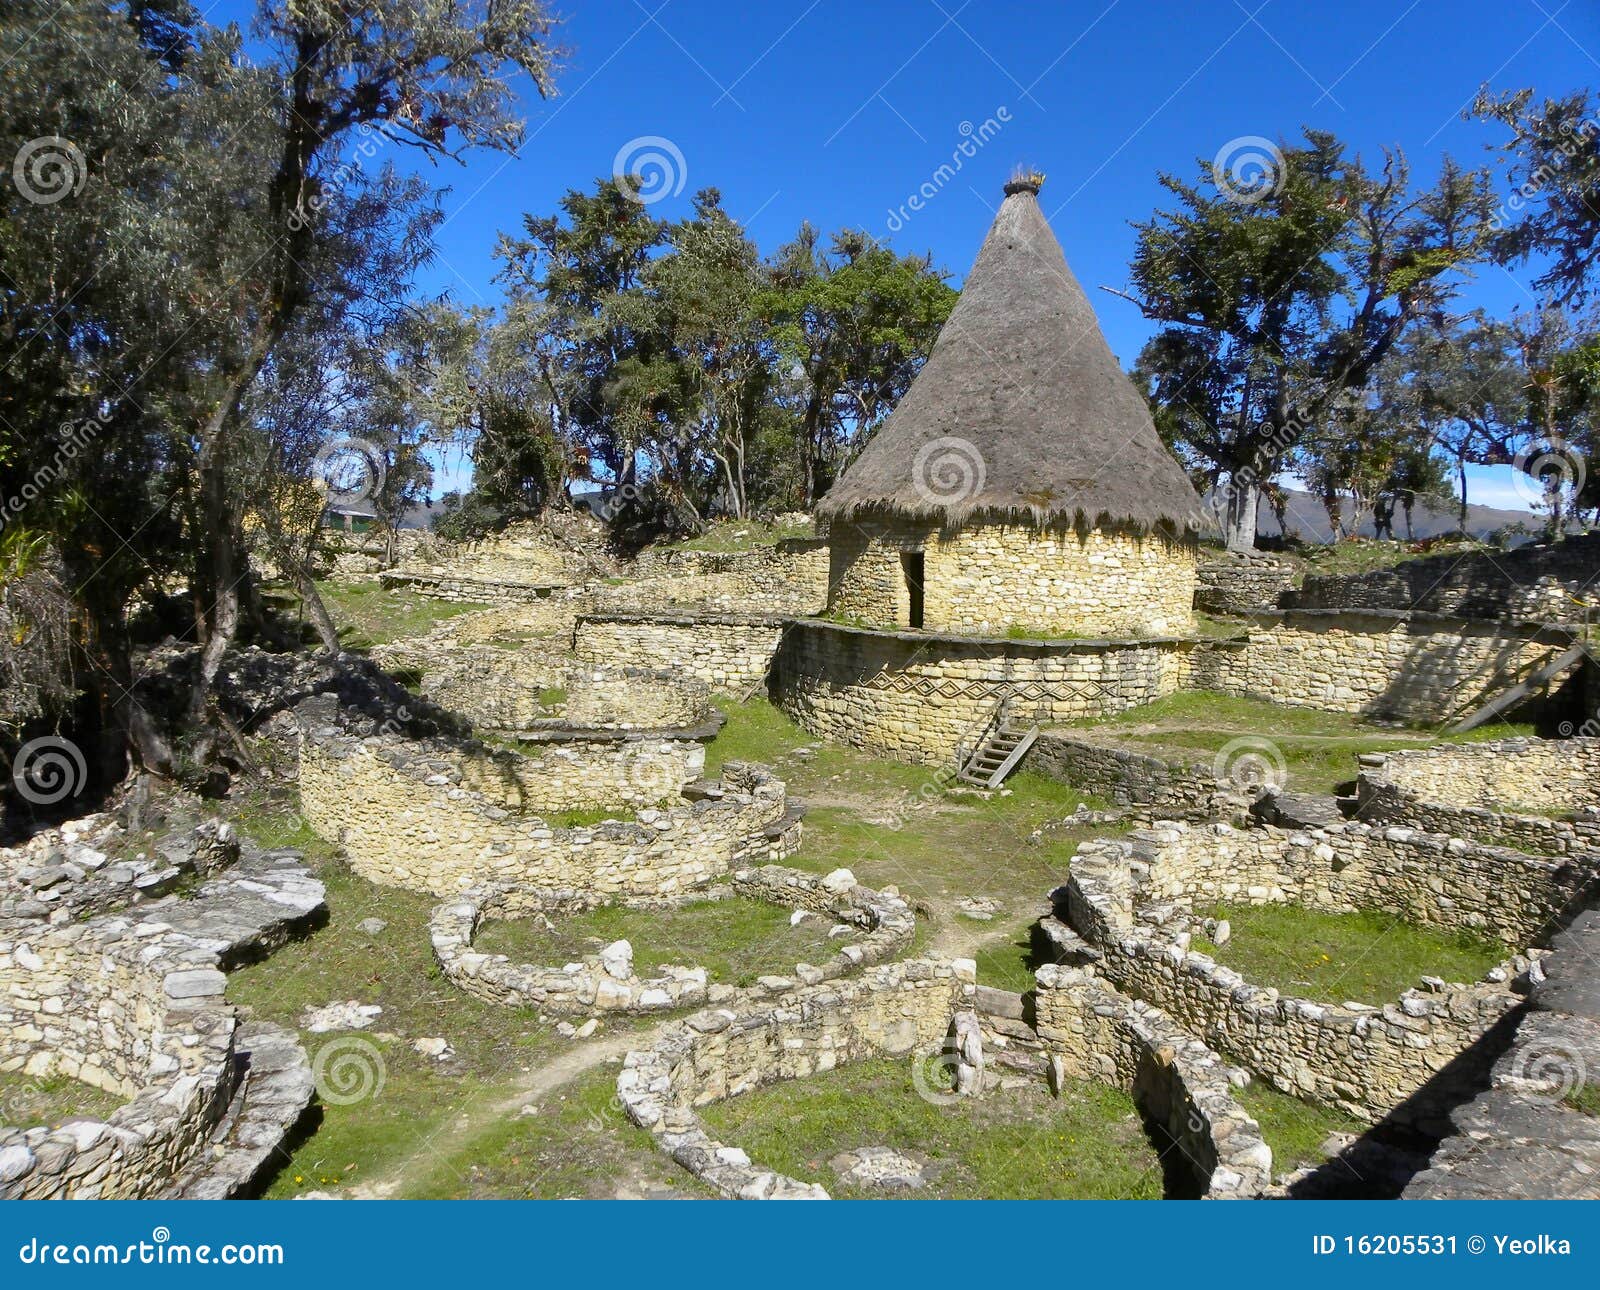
left=901, top=551, right=925, bottom=628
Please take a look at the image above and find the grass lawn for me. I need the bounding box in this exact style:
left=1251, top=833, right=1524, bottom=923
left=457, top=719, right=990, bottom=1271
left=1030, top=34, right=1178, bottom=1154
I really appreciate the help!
left=0, top=1071, right=125, bottom=1128
left=1566, top=1084, right=1600, bottom=1117
left=473, top=896, right=841, bottom=988
left=1068, top=691, right=1536, bottom=795
left=698, top=1058, right=1165, bottom=1198
left=663, top=518, right=814, bottom=553
left=1237, top=1080, right=1364, bottom=1173
left=311, top=580, right=489, bottom=650
left=223, top=792, right=571, bottom=1198
left=1191, top=904, right=1504, bottom=1005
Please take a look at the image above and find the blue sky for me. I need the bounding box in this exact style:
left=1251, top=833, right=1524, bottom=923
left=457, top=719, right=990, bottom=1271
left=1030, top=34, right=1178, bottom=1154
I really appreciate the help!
left=223, top=0, right=1598, bottom=510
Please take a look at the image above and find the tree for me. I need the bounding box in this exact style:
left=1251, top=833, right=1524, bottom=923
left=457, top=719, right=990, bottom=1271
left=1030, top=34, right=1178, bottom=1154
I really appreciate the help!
left=1394, top=313, right=1528, bottom=532
left=494, top=179, right=668, bottom=495
left=1118, top=130, right=1495, bottom=550
left=180, top=0, right=562, bottom=758
left=764, top=227, right=956, bottom=502
left=1473, top=87, right=1600, bottom=306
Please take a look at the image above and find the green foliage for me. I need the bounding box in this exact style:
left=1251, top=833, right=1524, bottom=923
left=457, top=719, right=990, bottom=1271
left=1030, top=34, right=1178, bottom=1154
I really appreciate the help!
left=1125, top=130, right=1496, bottom=549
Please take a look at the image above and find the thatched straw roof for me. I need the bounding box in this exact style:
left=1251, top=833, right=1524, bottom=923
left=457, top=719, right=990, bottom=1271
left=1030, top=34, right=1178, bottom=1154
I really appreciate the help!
left=817, top=179, right=1202, bottom=533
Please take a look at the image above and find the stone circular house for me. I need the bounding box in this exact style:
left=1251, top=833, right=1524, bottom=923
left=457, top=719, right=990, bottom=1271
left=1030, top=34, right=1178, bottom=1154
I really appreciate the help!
left=817, top=177, right=1202, bottom=638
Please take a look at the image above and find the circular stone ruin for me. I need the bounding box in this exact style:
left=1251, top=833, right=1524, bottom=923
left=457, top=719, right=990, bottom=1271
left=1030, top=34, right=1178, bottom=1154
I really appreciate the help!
left=0, top=819, right=325, bottom=1198
left=1355, top=736, right=1600, bottom=858
left=429, top=864, right=915, bottom=1016
left=292, top=691, right=801, bottom=913
left=1053, top=817, right=1600, bottom=1125
left=615, top=956, right=1271, bottom=1199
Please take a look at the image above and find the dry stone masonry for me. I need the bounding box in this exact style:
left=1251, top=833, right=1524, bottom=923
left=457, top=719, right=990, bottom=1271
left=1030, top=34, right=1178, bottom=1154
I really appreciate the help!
left=294, top=694, right=800, bottom=913
left=0, top=826, right=324, bottom=1199
left=429, top=865, right=914, bottom=1015
left=1356, top=739, right=1600, bottom=858
left=1052, top=819, right=1597, bottom=1126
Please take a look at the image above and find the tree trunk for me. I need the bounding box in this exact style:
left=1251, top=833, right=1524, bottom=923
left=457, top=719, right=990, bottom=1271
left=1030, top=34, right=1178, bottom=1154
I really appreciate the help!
left=1456, top=457, right=1470, bottom=534
left=1223, top=475, right=1259, bottom=552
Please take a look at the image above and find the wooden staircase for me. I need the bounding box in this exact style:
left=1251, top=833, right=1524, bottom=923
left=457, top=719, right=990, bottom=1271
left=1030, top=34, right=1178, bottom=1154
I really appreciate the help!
left=957, top=707, right=1039, bottom=789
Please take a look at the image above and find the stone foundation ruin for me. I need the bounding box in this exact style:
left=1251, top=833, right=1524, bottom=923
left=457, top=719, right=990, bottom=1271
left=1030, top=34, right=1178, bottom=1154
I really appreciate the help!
left=0, top=820, right=325, bottom=1199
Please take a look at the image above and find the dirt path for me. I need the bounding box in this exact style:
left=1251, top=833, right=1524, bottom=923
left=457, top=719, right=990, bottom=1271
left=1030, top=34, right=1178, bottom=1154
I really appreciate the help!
left=346, top=1023, right=664, bottom=1199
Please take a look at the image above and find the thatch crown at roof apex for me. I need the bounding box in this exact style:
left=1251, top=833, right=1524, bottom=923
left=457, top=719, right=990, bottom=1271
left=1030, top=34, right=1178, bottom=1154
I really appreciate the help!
left=816, top=183, right=1202, bottom=534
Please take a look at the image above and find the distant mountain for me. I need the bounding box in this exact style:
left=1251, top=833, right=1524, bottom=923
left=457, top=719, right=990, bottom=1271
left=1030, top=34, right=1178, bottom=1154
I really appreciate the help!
left=1242, top=487, right=1536, bottom=543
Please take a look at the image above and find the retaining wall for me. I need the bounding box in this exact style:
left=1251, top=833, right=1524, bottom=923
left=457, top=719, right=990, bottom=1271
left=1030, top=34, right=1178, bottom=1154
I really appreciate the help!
left=573, top=613, right=787, bottom=694
left=294, top=700, right=796, bottom=913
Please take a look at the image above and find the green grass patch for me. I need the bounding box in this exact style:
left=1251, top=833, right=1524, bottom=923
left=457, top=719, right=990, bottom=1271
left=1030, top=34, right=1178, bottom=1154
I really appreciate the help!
left=473, top=896, right=838, bottom=988
left=223, top=793, right=568, bottom=1198
left=974, top=930, right=1039, bottom=994
left=536, top=686, right=567, bottom=709
left=1192, top=905, right=1504, bottom=1006
left=1237, top=1080, right=1364, bottom=1173
left=698, top=1058, right=1164, bottom=1198
left=663, top=518, right=814, bottom=553
left=0, top=1071, right=126, bottom=1127
left=541, top=806, right=633, bottom=829
left=312, top=580, right=489, bottom=650
left=1565, top=1084, right=1600, bottom=1117
left=407, top=1063, right=708, bottom=1200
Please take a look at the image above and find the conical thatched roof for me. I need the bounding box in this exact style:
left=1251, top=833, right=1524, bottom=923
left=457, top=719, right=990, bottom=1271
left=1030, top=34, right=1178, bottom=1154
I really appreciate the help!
left=818, top=179, right=1202, bottom=533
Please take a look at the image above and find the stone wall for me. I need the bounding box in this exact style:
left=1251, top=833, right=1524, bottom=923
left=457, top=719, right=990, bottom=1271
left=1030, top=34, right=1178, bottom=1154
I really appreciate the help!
left=1194, top=551, right=1296, bottom=616
left=826, top=517, right=1197, bottom=637
left=1026, top=730, right=1247, bottom=817
left=1057, top=822, right=1579, bottom=1123
left=573, top=613, right=787, bottom=695
left=619, top=538, right=829, bottom=616
left=430, top=865, right=915, bottom=1015
left=384, top=519, right=597, bottom=597
left=1355, top=740, right=1600, bottom=858
left=616, top=958, right=974, bottom=1198
left=774, top=619, right=1187, bottom=764
left=559, top=666, right=712, bottom=731
left=403, top=644, right=569, bottom=731
left=1032, top=966, right=1274, bottom=1196
left=1187, top=610, right=1576, bottom=724
left=294, top=700, right=797, bottom=913
left=1285, top=533, right=1600, bottom=620
left=0, top=843, right=323, bottom=1199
